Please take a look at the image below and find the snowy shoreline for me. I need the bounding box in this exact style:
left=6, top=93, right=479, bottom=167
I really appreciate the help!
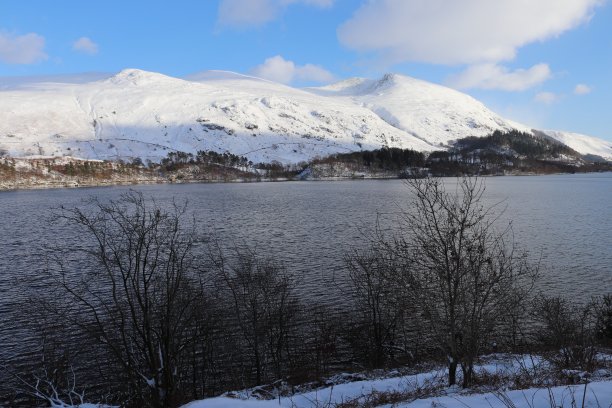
left=181, top=354, right=612, bottom=408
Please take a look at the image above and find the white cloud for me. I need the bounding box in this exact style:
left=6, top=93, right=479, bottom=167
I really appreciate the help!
left=218, top=0, right=333, bottom=28
left=338, top=0, right=603, bottom=65
left=294, top=63, right=336, bottom=83
left=574, top=83, right=592, bottom=95
left=447, top=63, right=552, bottom=91
left=0, top=72, right=112, bottom=90
left=73, top=37, right=98, bottom=55
left=298, top=0, right=334, bottom=6
left=534, top=91, right=560, bottom=104
left=0, top=31, right=47, bottom=64
left=252, top=55, right=295, bottom=83
left=251, top=55, right=335, bottom=84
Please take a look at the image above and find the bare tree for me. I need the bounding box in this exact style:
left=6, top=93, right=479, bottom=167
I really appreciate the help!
left=533, top=294, right=611, bottom=371
left=593, top=294, right=612, bottom=346
left=344, top=247, right=407, bottom=368
left=44, top=191, right=206, bottom=407
left=5, top=361, right=86, bottom=408
left=301, top=304, right=341, bottom=380
left=212, top=247, right=300, bottom=386
left=386, top=177, right=537, bottom=387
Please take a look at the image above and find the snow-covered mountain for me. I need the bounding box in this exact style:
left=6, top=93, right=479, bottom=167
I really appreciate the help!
left=1, top=69, right=610, bottom=163
left=309, top=73, right=532, bottom=147
left=540, top=129, right=612, bottom=160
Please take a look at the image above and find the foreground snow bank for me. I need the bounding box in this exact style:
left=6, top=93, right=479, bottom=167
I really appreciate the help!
left=182, top=355, right=611, bottom=408
left=182, top=367, right=444, bottom=407
left=399, top=382, right=612, bottom=408
left=183, top=380, right=612, bottom=408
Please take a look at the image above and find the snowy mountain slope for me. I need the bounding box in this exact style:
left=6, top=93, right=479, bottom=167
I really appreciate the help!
left=542, top=129, right=612, bottom=160
left=310, top=74, right=612, bottom=161
left=1, top=69, right=610, bottom=163
left=0, top=69, right=435, bottom=164
left=308, top=73, right=533, bottom=147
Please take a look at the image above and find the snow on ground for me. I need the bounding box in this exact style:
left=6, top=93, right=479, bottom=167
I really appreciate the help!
left=1, top=69, right=610, bottom=164
left=181, top=373, right=435, bottom=408
left=399, top=381, right=612, bottom=408
left=183, top=377, right=612, bottom=408
left=182, top=355, right=612, bottom=408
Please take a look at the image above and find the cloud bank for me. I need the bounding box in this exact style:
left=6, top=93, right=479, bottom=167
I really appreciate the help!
left=218, top=0, right=334, bottom=28
left=338, top=0, right=602, bottom=65
left=338, top=0, right=603, bottom=92
left=251, top=55, right=334, bottom=84
left=447, top=63, right=552, bottom=91
left=0, top=31, right=47, bottom=64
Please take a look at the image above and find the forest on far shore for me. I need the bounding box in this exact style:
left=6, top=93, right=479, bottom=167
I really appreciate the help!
left=1, top=130, right=611, bottom=190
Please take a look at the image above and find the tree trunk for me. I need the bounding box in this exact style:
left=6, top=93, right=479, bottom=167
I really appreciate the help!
left=255, top=351, right=262, bottom=385
left=448, top=359, right=458, bottom=386
left=462, top=362, right=474, bottom=388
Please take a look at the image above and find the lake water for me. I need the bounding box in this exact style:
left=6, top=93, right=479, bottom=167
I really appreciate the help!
left=0, top=174, right=611, bottom=378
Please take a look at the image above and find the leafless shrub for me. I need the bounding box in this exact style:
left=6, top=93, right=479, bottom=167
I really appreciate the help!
left=344, top=247, right=409, bottom=368
left=212, top=246, right=302, bottom=386
left=533, top=296, right=600, bottom=372
left=592, top=295, right=612, bottom=347
left=293, top=305, right=343, bottom=383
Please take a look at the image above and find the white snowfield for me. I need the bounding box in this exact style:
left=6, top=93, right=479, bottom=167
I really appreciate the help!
left=181, top=356, right=612, bottom=408
left=309, top=74, right=532, bottom=147
left=181, top=381, right=612, bottom=408
left=541, top=130, right=612, bottom=160
left=1, top=69, right=611, bottom=164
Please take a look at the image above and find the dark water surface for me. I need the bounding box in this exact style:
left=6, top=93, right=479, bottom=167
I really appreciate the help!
left=1, top=174, right=611, bottom=369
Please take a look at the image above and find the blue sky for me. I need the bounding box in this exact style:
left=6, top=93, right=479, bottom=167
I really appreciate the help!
left=1, top=0, right=610, bottom=141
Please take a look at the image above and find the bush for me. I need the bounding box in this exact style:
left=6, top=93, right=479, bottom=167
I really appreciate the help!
left=532, top=296, right=603, bottom=371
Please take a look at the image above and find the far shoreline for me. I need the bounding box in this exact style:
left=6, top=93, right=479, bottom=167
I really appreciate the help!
left=1, top=170, right=610, bottom=193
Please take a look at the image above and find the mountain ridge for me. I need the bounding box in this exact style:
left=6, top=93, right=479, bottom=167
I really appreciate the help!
left=1, top=69, right=610, bottom=163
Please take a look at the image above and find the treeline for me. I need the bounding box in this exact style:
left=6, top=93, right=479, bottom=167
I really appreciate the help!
left=312, top=148, right=425, bottom=172
left=160, top=150, right=253, bottom=171
left=455, top=130, right=577, bottom=159
left=51, top=160, right=119, bottom=178
left=309, top=131, right=612, bottom=177
left=2, top=179, right=611, bottom=408
left=157, top=150, right=265, bottom=181
left=427, top=130, right=612, bottom=175
left=0, top=157, right=147, bottom=181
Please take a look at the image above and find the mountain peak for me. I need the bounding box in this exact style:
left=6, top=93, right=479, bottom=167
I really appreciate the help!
left=311, top=73, right=420, bottom=96
left=379, top=72, right=398, bottom=83
left=107, top=69, right=177, bottom=86
left=372, top=72, right=407, bottom=91
left=310, top=76, right=373, bottom=95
